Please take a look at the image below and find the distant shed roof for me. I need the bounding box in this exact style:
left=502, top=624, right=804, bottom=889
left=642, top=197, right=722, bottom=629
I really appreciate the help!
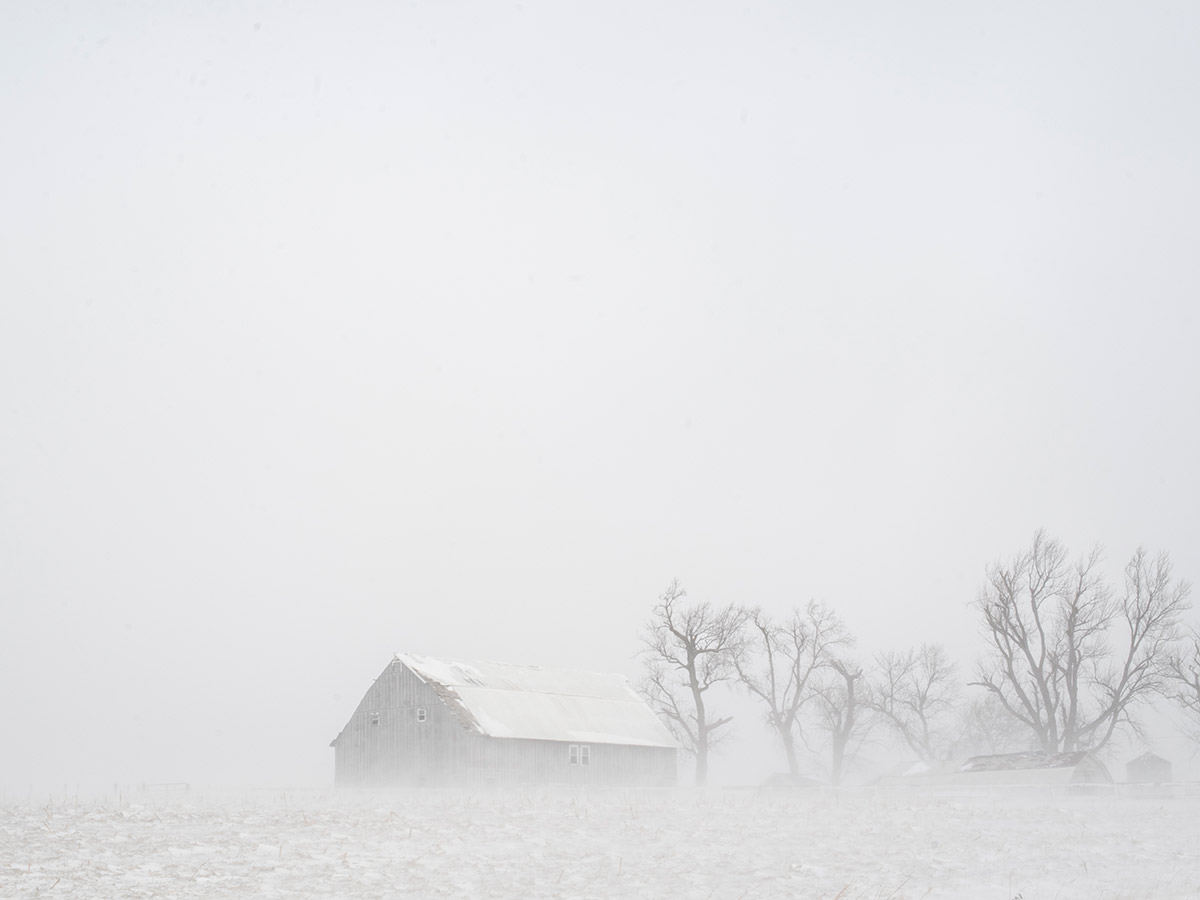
left=395, top=653, right=677, bottom=749
left=1129, top=751, right=1170, bottom=765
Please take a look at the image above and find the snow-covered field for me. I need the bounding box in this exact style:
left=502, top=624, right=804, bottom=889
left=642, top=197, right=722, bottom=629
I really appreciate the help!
left=3, top=786, right=1199, bottom=899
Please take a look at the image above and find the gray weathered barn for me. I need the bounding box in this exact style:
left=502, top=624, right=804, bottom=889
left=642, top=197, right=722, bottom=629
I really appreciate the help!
left=330, top=653, right=677, bottom=787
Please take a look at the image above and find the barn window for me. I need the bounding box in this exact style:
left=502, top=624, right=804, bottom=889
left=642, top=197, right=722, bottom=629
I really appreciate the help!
left=580, top=745, right=591, bottom=766
left=568, top=744, right=579, bottom=766
left=417, top=708, right=427, bottom=722
left=370, top=712, right=380, bottom=726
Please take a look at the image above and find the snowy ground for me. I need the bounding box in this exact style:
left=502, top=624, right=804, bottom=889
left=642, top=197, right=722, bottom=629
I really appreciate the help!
left=3, top=786, right=1199, bottom=899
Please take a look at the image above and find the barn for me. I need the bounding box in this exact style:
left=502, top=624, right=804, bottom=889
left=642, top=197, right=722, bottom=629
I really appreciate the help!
left=330, top=653, right=677, bottom=787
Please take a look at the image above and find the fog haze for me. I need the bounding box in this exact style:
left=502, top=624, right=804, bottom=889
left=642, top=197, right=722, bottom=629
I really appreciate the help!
left=3, top=1, right=1198, bottom=791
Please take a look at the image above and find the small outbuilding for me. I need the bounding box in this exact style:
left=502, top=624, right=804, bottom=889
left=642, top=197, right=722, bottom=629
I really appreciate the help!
left=1126, top=751, right=1172, bottom=785
left=330, top=653, right=677, bottom=787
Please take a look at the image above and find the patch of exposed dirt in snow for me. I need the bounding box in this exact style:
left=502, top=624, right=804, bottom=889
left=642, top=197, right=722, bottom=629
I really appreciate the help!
left=1, top=788, right=1197, bottom=898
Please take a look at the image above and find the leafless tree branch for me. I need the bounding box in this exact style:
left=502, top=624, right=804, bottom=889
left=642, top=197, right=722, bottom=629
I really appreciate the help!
left=971, top=531, right=1190, bottom=752
left=732, top=601, right=850, bottom=777
left=868, top=643, right=960, bottom=763
left=639, top=579, right=749, bottom=785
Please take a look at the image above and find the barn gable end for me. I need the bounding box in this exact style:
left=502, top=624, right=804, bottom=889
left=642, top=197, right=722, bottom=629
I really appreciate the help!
left=330, top=659, right=473, bottom=786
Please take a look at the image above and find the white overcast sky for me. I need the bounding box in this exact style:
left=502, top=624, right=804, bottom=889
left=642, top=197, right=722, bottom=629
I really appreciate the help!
left=2, top=1, right=1198, bottom=790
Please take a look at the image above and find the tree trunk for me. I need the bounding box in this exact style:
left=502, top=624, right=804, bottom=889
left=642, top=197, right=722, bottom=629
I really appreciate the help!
left=691, top=675, right=708, bottom=786
left=781, top=728, right=799, bottom=777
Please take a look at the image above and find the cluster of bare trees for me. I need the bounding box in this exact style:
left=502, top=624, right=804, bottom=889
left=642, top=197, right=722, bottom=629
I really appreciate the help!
left=972, top=531, right=1191, bottom=753
left=641, top=581, right=919, bottom=786
left=640, top=531, right=1194, bottom=786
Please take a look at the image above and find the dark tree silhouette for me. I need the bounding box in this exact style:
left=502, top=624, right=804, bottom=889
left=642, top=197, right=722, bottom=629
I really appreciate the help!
left=972, top=531, right=1190, bottom=752
left=733, top=602, right=849, bottom=776
left=869, top=643, right=960, bottom=763
left=815, top=657, right=870, bottom=785
left=640, top=580, right=749, bottom=786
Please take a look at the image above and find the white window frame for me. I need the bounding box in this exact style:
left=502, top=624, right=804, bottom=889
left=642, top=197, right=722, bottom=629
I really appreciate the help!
left=568, top=744, right=580, bottom=766
left=369, top=711, right=380, bottom=726
left=417, top=708, right=427, bottom=722
left=580, top=745, right=591, bottom=766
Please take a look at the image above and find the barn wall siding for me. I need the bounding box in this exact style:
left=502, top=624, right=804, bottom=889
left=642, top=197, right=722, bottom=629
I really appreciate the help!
left=333, top=660, right=676, bottom=787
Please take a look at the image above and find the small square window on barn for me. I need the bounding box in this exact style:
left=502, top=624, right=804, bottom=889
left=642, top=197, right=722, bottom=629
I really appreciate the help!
left=580, top=745, right=591, bottom=766
left=417, top=708, right=427, bottom=722
left=370, top=712, right=380, bottom=726
left=568, top=744, right=579, bottom=766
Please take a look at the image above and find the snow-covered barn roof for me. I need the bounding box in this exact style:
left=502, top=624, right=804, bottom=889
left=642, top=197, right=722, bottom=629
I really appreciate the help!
left=394, top=653, right=677, bottom=749
left=961, top=751, right=1092, bottom=772
left=958, top=751, right=1113, bottom=784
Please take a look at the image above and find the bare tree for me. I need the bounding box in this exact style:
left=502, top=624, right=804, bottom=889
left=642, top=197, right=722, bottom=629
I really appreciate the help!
left=1166, top=626, right=1200, bottom=747
left=972, top=531, right=1190, bottom=753
left=640, top=580, right=749, bottom=786
left=953, top=693, right=1029, bottom=757
left=869, top=643, right=960, bottom=763
left=814, top=657, right=871, bottom=785
left=733, top=602, right=850, bottom=776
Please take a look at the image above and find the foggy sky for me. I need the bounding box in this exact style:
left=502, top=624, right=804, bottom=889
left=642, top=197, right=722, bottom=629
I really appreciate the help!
left=3, top=1, right=1198, bottom=790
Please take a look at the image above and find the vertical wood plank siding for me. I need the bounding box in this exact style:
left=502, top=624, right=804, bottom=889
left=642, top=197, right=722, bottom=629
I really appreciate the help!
left=333, top=661, right=676, bottom=787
